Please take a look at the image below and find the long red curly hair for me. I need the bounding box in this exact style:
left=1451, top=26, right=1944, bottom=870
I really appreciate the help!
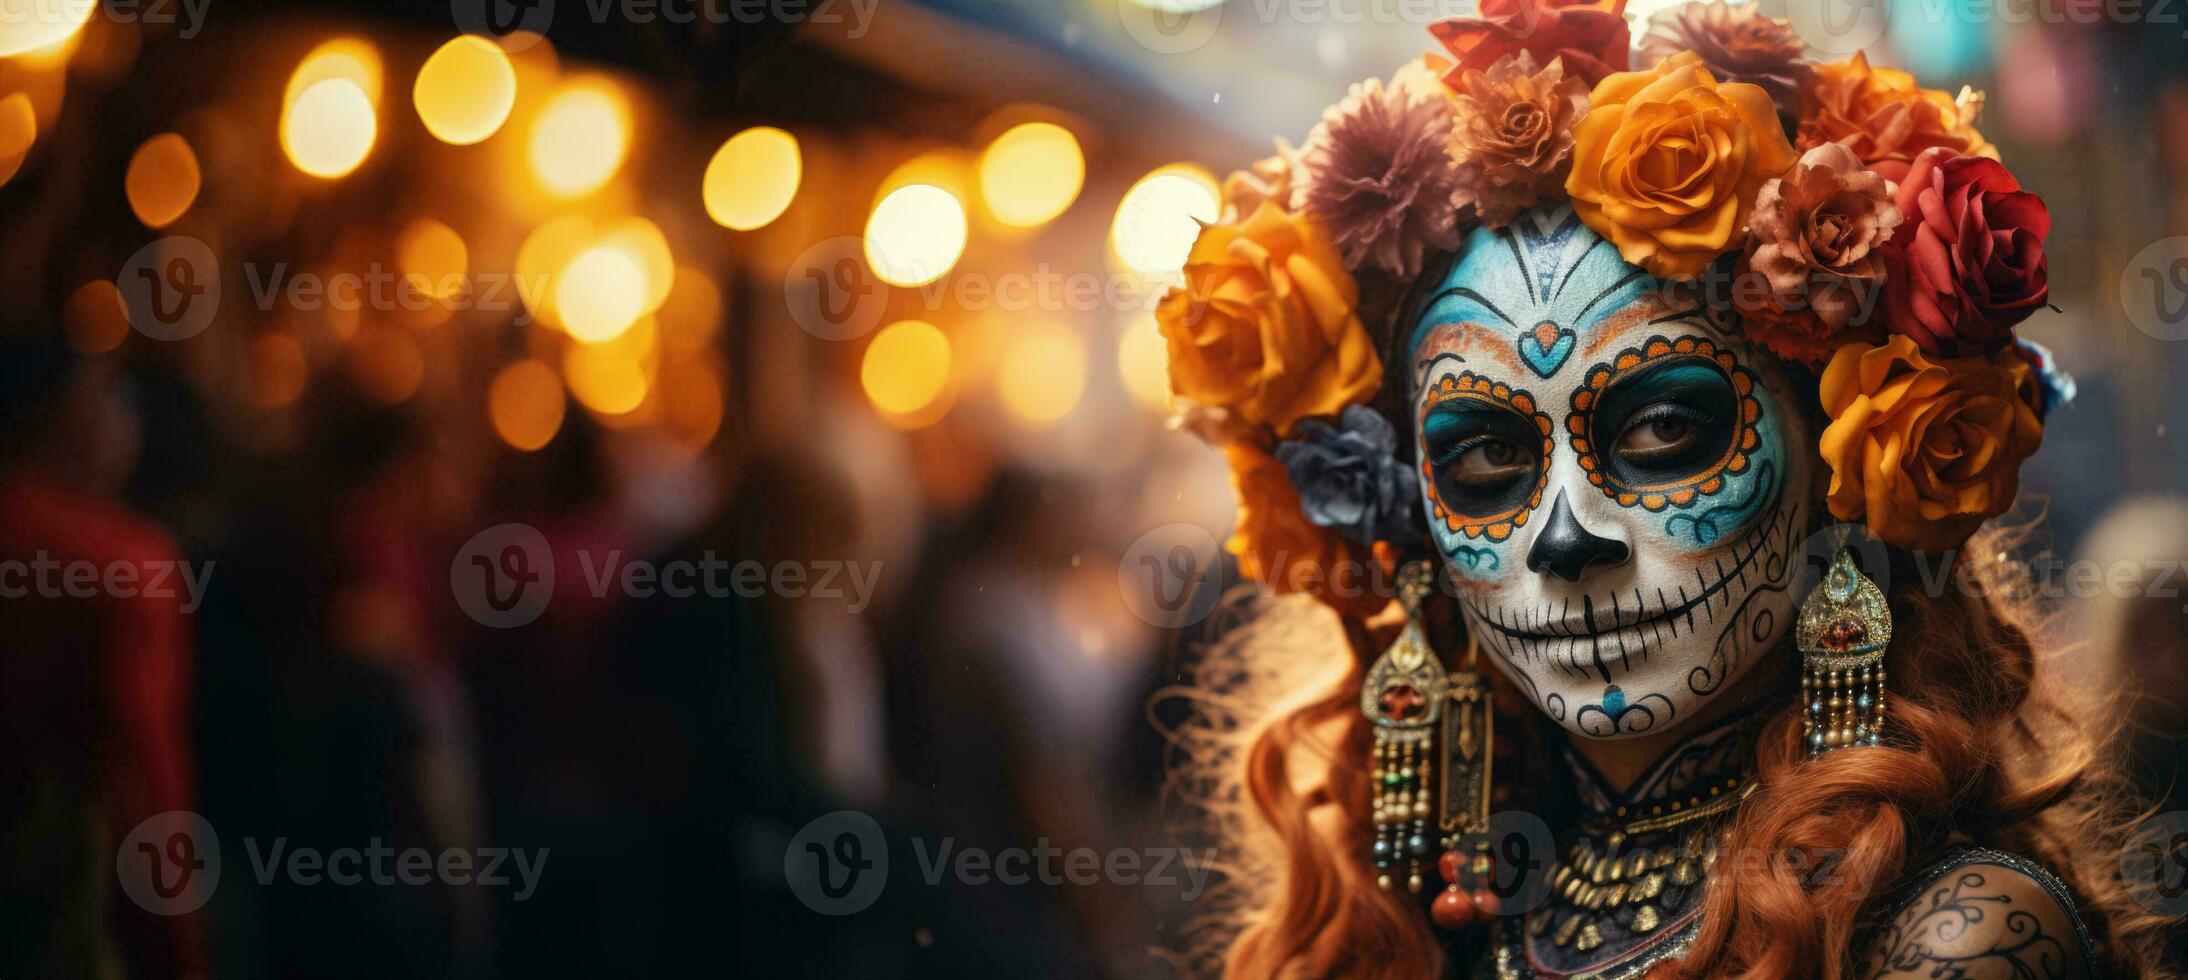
left=1165, top=524, right=2177, bottom=979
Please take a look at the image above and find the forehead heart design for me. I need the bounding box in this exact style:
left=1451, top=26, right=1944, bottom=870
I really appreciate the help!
left=1409, top=205, right=1651, bottom=380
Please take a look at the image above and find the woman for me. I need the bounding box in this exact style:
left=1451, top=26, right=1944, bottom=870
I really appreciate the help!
left=1156, top=2, right=2176, bottom=976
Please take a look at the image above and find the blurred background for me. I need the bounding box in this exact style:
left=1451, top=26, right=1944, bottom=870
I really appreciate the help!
left=0, top=0, right=2183, bottom=977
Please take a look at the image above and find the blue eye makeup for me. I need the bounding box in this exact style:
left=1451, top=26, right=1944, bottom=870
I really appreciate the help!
left=1424, top=403, right=1542, bottom=513
left=1590, top=358, right=1736, bottom=485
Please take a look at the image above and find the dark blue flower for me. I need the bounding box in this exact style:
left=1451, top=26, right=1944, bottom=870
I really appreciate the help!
left=1274, top=405, right=1421, bottom=546
left=2016, top=338, right=2075, bottom=420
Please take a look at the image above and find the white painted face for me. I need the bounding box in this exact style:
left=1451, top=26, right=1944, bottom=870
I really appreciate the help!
left=1407, top=205, right=1815, bottom=740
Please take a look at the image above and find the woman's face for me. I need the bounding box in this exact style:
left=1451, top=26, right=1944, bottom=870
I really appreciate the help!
left=1408, top=204, right=1815, bottom=740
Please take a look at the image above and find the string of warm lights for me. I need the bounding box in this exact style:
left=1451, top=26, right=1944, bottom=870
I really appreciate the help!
left=4, top=11, right=1225, bottom=453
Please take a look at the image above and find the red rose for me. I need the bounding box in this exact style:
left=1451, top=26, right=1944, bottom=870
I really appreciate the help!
left=1429, top=0, right=1632, bottom=87
left=1880, top=147, right=2051, bottom=356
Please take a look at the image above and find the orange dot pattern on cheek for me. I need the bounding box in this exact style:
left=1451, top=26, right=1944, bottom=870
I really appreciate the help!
left=1567, top=335, right=1762, bottom=512
left=1420, top=371, right=1555, bottom=541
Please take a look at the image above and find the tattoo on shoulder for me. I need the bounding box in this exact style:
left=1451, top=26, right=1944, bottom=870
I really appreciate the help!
left=1857, top=867, right=2083, bottom=980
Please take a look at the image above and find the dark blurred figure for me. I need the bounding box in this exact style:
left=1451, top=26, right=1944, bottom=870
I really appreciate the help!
left=194, top=382, right=485, bottom=980
left=0, top=335, right=204, bottom=979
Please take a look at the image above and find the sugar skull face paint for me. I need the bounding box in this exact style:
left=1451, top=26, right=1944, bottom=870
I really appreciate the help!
left=1409, top=205, right=1815, bottom=740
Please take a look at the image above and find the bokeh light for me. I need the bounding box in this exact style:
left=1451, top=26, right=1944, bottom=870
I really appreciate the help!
left=0, top=0, right=95, bottom=59
left=489, top=358, right=567, bottom=450
left=659, top=358, right=725, bottom=451
left=124, top=133, right=200, bottom=229
left=864, top=183, right=967, bottom=287
left=282, top=78, right=377, bottom=178
left=563, top=342, right=649, bottom=415
left=63, top=280, right=128, bottom=354
left=514, top=214, right=596, bottom=320
left=1110, top=164, right=1218, bottom=275
left=245, top=333, right=310, bottom=409
left=1116, top=317, right=1170, bottom=410
left=286, top=39, right=383, bottom=109
left=555, top=244, right=647, bottom=343
left=861, top=319, right=953, bottom=417
left=997, top=321, right=1087, bottom=426
left=528, top=79, right=628, bottom=198
left=397, top=218, right=469, bottom=301
left=413, top=35, right=517, bottom=145
left=658, top=266, right=722, bottom=352
left=703, top=126, right=800, bottom=230
left=346, top=325, right=425, bottom=404
left=598, top=216, right=674, bottom=313
left=978, top=122, right=1083, bottom=228
left=0, top=92, right=38, bottom=188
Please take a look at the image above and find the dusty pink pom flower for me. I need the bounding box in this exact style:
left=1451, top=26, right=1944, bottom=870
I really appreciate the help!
left=1293, top=63, right=1466, bottom=280
left=1447, top=51, right=1589, bottom=229
left=1640, top=0, right=1812, bottom=115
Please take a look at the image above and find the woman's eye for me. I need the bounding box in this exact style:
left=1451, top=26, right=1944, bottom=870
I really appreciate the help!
left=1449, top=438, right=1533, bottom=488
left=1616, top=413, right=1699, bottom=461
left=1588, top=357, right=1738, bottom=485
left=1423, top=406, right=1542, bottom=516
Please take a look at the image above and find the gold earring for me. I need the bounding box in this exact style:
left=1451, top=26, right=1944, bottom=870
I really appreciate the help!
left=1432, top=630, right=1498, bottom=928
left=1796, top=546, right=1893, bottom=756
left=1363, top=563, right=1445, bottom=893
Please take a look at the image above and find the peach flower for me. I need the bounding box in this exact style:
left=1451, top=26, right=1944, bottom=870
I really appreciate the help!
left=1818, top=336, right=2043, bottom=552
left=1448, top=51, right=1591, bottom=229
left=1736, top=141, right=1901, bottom=367
left=1797, top=52, right=1995, bottom=182
left=1564, top=51, right=1800, bottom=280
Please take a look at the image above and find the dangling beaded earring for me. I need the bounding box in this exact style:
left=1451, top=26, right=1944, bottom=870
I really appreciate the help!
left=1363, top=563, right=1446, bottom=894
left=1796, top=545, right=1893, bottom=756
left=1430, top=630, right=1499, bottom=929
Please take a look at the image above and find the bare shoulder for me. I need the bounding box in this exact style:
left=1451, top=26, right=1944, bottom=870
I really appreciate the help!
left=1856, top=857, right=2091, bottom=980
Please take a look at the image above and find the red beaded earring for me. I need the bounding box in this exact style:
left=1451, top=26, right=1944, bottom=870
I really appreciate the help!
left=1430, top=632, right=1499, bottom=928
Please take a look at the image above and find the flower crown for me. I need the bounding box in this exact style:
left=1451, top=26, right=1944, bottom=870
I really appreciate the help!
left=1156, top=0, right=2069, bottom=616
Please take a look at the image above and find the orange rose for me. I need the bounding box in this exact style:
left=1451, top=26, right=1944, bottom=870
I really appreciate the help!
left=1564, top=51, right=1798, bottom=280
left=1157, top=201, right=1382, bottom=436
left=1818, top=336, right=2043, bottom=553
left=1797, top=52, right=1995, bottom=182
left=1224, top=442, right=1387, bottom=619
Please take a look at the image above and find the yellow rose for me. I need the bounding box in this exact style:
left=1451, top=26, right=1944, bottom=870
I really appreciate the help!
left=1817, top=336, right=2044, bottom=553
left=1564, top=51, right=1798, bottom=280
left=1224, top=442, right=1387, bottom=619
left=1157, top=201, right=1382, bottom=436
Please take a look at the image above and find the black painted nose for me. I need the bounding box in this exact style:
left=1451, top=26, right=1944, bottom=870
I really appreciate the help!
left=1526, top=490, right=1630, bottom=582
